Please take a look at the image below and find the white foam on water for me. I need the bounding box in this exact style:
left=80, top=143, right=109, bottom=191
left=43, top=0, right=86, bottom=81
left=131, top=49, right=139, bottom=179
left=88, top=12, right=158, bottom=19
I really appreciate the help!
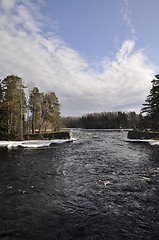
left=149, top=140, right=159, bottom=146
left=20, top=141, right=51, bottom=148
left=126, top=138, right=159, bottom=146
left=0, top=138, right=76, bottom=149
left=0, top=141, right=12, bottom=147
left=50, top=138, right=76, bottom=144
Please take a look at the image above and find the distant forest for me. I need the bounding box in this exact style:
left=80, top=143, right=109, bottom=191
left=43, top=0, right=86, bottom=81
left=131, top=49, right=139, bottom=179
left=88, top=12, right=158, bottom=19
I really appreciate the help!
left=62, top=111, right=140, bottom=129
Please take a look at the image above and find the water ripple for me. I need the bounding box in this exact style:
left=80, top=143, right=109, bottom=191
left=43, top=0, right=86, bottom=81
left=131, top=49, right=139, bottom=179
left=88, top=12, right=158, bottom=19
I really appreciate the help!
left=0, top=130, right=159, bottom=239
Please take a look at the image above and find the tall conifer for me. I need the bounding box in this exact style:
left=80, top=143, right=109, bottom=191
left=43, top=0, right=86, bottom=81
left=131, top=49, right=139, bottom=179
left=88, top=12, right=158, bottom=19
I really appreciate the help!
left=141, top=75, right=159, bottom=130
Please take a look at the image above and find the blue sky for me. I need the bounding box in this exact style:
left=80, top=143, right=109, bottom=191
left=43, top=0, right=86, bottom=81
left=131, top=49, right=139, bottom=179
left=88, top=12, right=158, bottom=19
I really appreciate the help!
left=0, top=0, right=158, bottom=116
left=42, top=0, right=123, bottom=59
left=42, top=0, right=159, bottom=65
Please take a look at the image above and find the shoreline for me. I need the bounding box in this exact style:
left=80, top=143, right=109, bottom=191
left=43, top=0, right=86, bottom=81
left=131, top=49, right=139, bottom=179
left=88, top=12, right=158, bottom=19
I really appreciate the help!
left=127, top=130, right=159, bottom=140
left=0, top=130, right=72, bottom=141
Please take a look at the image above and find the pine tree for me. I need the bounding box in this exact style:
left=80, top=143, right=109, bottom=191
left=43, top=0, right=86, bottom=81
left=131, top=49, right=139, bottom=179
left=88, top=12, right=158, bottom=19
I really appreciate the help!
left=28, top=88, right=60, bottom=134
left=29, top=87, right=42, bottom=133
left=42, top=92, right=60, bottom=131
left=2, top=75, right=26, bottom=139
left=0, top=80, right=7, bottom=138
left=141, top=75, right=159, bottom=131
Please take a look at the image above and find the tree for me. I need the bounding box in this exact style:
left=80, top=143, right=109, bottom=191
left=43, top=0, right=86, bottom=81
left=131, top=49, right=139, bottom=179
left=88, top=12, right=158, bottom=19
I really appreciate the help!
left=42, top=92, right=60, bottom=131
left=0, top=80, right=2, bottom=101
left=29, top=87, right=42, bottom=133
left=2, top=75, right=26, bottom=138
left=141, top=75, right=159, bottom=131
left=0, top=75, right=61, bottom=139
left=127, top=111, right=140, bottom=129
left=117, top=111, right=129, bottom=129
left=29, top=89, right=60, bottom=133
left=0, top=80, right=7, bottom=138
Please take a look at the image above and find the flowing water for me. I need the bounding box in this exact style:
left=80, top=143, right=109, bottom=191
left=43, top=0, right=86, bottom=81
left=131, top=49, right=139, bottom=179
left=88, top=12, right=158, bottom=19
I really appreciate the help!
left=0, top=129, right=159, bottom=240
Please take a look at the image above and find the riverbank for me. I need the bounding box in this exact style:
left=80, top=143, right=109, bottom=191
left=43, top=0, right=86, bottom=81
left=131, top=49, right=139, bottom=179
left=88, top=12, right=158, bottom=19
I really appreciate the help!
left=127, top=130, right=159, bottom=140
left=0, top=130, right=72, bottom=141
left=24, top=130, right=72, bottom=140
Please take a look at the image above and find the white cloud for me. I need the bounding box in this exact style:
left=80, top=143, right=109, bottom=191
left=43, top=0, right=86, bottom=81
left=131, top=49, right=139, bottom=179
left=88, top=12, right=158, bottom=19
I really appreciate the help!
left=0, top=0, right=155, bottom=116
left=0, top=0, right=17, bottom=11
left=116, top=40, right=135, bottom=63
left=120, top=0, right=136, bottom=40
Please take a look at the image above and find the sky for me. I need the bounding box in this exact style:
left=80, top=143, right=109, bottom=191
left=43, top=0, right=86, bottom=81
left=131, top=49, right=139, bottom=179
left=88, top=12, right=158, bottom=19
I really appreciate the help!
left=0, top=0, right=158, bottom=116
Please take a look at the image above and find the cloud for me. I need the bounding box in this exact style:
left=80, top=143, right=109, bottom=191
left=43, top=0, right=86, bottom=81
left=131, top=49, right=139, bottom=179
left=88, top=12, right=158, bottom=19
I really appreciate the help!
left=120, top=0, right=136, bottom=40
left=0, top=0, right=17, bottom=11
left=116, top=40, right=135, bottom=63
left=0, top=0, right=155, bottom=116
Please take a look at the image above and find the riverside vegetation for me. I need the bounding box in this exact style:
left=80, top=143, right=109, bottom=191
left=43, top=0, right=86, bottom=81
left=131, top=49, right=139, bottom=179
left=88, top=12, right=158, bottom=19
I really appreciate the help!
left=0, top=75, right=60, bottom=140
left=127, top=74, right=159, bottom=139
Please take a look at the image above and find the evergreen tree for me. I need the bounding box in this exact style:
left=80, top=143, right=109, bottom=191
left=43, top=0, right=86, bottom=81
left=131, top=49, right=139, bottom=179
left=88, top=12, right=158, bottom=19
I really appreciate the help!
left=127, top=111, right=140, bottom=129
left=0, top=80, right=8, bottom=138
left=0, top=80, right=2, bottom=101
left=2, top=75, right=26, bottom=138
left=117, top=111, right=129, bottom=129
left=29, top=87, right=42, bottom=133
left=29, top=89, right=60, bottom=133
left=141, top=75, right=159, bottom=130
left=42, top=92, right=60, bottom=131
left=0, top=75, right=61, bottom=139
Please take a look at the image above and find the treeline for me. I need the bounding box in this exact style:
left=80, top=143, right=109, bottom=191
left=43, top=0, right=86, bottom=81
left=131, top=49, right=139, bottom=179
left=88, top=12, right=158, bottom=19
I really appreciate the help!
left=62, top=111, right=140, bottom=129
left=0, top=75, right=60, bottom=140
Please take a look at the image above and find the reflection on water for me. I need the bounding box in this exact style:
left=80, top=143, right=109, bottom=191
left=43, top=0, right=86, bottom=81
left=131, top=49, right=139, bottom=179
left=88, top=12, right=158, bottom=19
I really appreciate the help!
left=0, top=130, right=159, bottom=240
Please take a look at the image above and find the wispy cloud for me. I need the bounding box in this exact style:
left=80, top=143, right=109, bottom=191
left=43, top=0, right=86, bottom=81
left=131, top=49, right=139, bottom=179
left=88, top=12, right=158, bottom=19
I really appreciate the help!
left=0, top=0, right=155, bottom=116
left=120, top=0, right=136, bottom=40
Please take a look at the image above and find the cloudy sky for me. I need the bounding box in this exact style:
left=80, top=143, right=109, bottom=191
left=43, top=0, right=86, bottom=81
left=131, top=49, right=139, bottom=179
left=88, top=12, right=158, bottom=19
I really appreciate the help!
left=0, top=0, right=158, bottom=116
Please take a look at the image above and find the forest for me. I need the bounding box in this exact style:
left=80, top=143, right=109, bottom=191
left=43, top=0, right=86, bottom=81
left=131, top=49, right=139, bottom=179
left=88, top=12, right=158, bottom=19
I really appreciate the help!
left=0, top=75, right=60, bottom=140
left=62, top=111, right=141, bottom=129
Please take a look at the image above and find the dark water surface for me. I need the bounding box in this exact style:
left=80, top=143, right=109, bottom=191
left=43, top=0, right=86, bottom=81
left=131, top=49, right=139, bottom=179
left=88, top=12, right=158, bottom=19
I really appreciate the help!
left=0, top=130, right=159, bottom=240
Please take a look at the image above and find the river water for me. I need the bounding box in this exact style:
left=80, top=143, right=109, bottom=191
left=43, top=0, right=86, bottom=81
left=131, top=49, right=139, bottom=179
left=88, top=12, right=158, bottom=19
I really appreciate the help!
left=0, top=129, right=159, bottom=240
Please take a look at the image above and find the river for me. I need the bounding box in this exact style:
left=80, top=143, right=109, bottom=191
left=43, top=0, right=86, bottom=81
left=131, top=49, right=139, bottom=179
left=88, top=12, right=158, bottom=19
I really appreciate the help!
left=0, top=129, right=159, bottom=240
